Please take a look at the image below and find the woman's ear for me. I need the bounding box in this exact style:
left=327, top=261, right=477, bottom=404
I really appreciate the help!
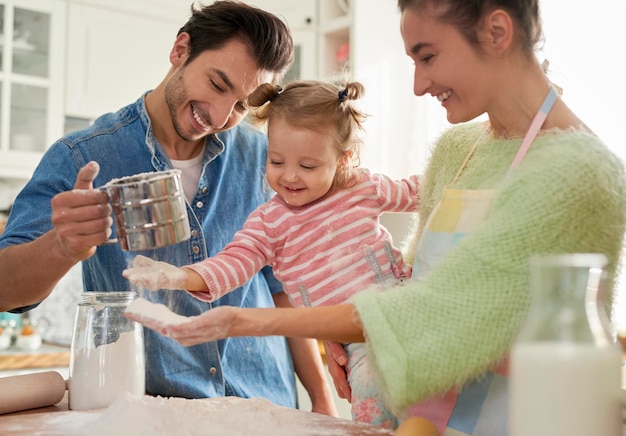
left=479, top=9, right=514, bottom=56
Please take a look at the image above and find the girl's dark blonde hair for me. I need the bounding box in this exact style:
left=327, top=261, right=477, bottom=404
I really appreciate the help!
left=247, top=80, right=367, bottom=189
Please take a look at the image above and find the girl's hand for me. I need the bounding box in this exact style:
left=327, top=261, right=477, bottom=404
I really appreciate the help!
left=124, top=296, right=238, bottom=345
left=324, top=341, right=352, bottom=401
left=122, top=255, right=188, bottom=290
left=164, top=306, right=239, bottom=346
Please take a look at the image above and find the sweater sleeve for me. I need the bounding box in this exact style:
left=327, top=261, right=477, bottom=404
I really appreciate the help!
left=351, top=132, right=626, bottom=413
left=372, top=173, right=420, bottom=213
left=186, top=209, right=275, bottom=302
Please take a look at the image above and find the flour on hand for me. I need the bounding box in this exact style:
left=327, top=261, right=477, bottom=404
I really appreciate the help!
left=124, top=297, right=189, bottom=329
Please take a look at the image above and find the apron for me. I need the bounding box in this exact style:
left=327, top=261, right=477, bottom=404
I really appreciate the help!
left=408, top=86, right=558, bottom=435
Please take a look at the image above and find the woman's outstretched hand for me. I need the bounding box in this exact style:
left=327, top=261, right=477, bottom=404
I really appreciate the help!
left=122, top=254, right=188, bottom=290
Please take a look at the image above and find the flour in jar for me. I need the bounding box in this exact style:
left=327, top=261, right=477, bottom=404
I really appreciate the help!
left=69, top=331, right=145, bottom=410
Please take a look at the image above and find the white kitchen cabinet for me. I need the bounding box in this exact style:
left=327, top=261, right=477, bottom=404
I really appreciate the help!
left=64, top=1, right=185, bottom=119
left=318, top=0, right=350, bottom=81
left=0, top=0, right=65, bottom=179
left=237, top=0, right=317, bottom=81
left=242, top=0, right=316, bottom=29
left=241, top=0, right=346, bottom=83
left=63, top=0, right=188, bottom=19
left=63, top=0, right=319, bottom=120
left=285, top=28, right=317, bottom=81
left=0, top=0, right=429, bottom=182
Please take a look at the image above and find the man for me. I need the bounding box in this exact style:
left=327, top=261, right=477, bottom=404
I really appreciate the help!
left=0, top=1, right=336, bottom=414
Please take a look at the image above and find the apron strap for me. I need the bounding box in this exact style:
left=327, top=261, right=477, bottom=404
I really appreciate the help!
left=449, top=85, right=558, bottom=186
left=509, top=86, right=558, bottom=170
left=449, top=126, right=490, bottom=186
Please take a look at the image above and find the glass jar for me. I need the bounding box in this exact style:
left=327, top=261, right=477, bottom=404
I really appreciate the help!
left=68, top=291, right=145, bottom=410
left=509, top=254, right=623, bottom=436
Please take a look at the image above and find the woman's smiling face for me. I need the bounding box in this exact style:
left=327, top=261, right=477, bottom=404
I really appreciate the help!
left=401, top=6, right=492, bottom=124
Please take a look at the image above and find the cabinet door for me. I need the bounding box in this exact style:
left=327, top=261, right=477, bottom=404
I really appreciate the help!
left=318, top=0, right=351, bottom=81
left=65, top=3, right=182, bottom=119
left=284, top=29, right=317, bottom=82
left=0, top=0, right=65, bottom=179
left=237, top=0, right=317, bottom=82
left=242, top=0, right=316, bottom=30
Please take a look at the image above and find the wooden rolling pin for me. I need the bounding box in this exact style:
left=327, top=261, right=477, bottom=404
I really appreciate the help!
left=0, top=371, right=66, bottom=414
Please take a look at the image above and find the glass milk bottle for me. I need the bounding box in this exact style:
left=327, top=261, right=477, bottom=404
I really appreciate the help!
left=509, top=254, right=623, bottom=436
left=69, top=291, right=145, bottom=410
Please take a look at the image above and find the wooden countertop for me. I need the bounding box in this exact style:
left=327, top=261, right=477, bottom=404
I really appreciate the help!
left=0, top=343, right=70, bottom=370
left=0, top=392, right=394, bottom=436
left=0, top=392, right=101, bottom=435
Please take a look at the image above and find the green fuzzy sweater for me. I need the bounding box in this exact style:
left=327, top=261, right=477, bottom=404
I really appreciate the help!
left=351, top=122, right=626, bottom=414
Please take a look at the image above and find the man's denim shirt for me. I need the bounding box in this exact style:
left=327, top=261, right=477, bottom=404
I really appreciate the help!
left=0, top=94, right=297, bottom=407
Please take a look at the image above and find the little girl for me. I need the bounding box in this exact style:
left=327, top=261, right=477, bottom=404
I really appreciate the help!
left=123, top=79, right=419, bottom=428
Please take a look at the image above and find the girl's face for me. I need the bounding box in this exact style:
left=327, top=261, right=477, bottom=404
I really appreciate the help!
left=400, top=6, right=491, bottom=124
left=266, top=117, right=341, bottom=207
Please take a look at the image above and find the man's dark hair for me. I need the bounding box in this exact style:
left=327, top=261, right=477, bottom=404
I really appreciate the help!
left=177, top=1, right=294, bottom=78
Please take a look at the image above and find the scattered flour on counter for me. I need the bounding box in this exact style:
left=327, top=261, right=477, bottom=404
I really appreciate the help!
left=67, top=393, right=393, bottom=436
left=125, top=297, right=188, bottom=326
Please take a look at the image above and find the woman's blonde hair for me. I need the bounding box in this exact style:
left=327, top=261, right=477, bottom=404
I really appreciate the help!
left=247, top=79, right=367, bottom=188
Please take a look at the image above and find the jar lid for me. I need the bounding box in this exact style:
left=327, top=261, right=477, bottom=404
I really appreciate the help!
left=79, top=291, right=137, bottom=306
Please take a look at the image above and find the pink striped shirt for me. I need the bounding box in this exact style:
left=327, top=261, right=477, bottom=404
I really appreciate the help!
left=187, top=170, right=419, bottom=307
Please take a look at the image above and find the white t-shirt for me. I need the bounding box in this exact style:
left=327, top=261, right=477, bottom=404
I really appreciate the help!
left=170, top=148, right=204, bottom=204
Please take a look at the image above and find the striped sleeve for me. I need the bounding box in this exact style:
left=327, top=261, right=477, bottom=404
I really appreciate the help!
left=186, top=208, right=276, bottom=302
left=372, top=173, right=419, bottom=213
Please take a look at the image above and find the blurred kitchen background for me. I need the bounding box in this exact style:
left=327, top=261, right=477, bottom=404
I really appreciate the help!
left=0, top=0, right=624, bottom=414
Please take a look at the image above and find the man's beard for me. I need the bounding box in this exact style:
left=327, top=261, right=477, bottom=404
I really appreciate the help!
left=164, top=69, right=198, bottom=143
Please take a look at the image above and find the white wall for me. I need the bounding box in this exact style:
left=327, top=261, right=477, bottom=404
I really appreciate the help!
left=351, top=0, right=448, bottom=180
left=354, top=0, right=626, bottom=174
left=542, top=1, right=626, bottom=329
left=541, top=0, right=626, bottom=163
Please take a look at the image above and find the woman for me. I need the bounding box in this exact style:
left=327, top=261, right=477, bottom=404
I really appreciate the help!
left=126, top=0, right=626, bottom=434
